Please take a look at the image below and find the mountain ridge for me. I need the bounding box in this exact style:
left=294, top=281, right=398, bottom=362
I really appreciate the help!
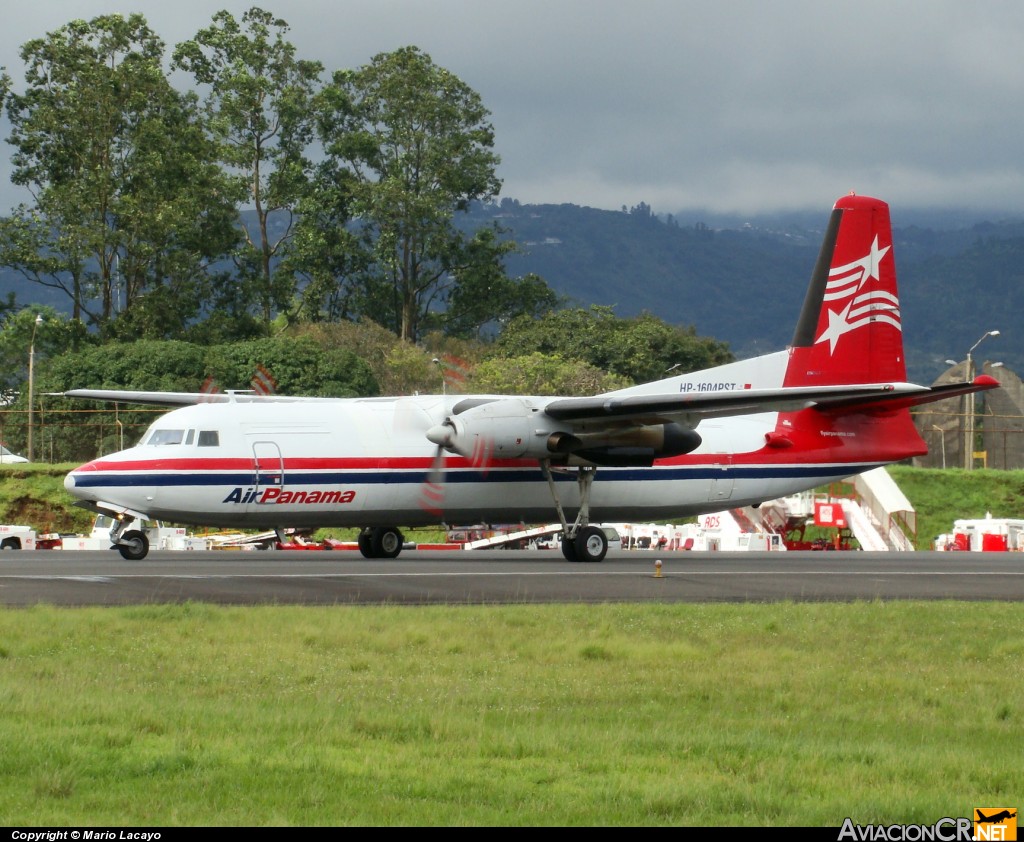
left=478, top=200, right=1024, bottom=382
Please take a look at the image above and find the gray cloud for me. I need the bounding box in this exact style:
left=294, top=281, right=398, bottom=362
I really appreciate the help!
left=3, top=0, right=1024, bottom=214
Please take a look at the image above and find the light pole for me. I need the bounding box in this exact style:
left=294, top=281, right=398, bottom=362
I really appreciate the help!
left=27, top=314, right=43, bottom=462
left=432, top=358, right=446, bottom=395
left=963, top=330, right=1000, bottom=470
left=932, top=424, right=946, bottom=469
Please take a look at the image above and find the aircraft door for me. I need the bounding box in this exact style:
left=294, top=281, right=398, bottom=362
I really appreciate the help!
left=708, top=456, right=734, bottom=504
left=252, top=441, right=285, bottom=507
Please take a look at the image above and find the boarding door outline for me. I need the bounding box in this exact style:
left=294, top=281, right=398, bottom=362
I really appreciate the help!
left=251, top=441, right=285, bottom=509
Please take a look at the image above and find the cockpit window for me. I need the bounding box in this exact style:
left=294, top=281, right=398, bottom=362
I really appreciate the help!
left=198, top=430, right=220, bottom=447
left=184, top=430, right=195, bottom=445
left=147, top=429, right=185, bottom=446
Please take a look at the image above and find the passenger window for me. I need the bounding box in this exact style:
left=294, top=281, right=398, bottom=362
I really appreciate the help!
left=198, top=430, right=220, bottom=447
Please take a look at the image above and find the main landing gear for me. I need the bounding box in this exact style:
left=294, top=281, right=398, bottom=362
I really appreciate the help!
left=354, top=460, right=607, bottom=562
left=357, top=526, right=405, bottom=559
left=540, top=461, right=608, bottom=563
left=560, top=525, right=609, bottom=563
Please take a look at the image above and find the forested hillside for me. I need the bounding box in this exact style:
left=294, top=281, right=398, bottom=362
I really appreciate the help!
left=468, top=201, right=1024, bottom=382
left=6, top=198, right=1023, bottom=387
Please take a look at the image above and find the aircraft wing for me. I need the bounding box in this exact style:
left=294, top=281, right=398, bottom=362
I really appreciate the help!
left=543, top=378, right=996, bottom=426
left=59, top=389, right=334, bottom=407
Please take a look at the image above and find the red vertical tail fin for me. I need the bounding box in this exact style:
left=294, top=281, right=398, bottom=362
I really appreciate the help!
left=784, top=194, right=905, bottom=387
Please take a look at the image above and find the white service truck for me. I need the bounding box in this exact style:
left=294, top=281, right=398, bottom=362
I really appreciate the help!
left=58, top=515, right=208, bottom=555
left=0, top=524, right=37, bottom=550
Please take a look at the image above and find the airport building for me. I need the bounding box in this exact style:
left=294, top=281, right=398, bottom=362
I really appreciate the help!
left=913, top=361, right=1024, bottom=470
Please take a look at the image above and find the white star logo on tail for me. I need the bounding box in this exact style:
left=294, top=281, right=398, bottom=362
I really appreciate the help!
left=816, top=236, right=900, bottom=354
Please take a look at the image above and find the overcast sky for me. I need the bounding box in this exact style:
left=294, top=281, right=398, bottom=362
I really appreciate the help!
left=3, top=0, right=1024, bottom=216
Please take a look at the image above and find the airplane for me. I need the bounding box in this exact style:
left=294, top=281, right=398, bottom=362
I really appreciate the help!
left=62, top=193, right=998, bottom=562
left=975, top=811, right=1016, bottom=825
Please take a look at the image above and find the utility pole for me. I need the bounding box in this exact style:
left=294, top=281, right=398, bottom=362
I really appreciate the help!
left=963, top=330, right=1000, bottom=470
left=27, top=314, right=43, bottom=462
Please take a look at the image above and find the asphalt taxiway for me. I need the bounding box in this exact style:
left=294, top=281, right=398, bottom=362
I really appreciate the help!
left=1, top=549, right=1022, bottom=605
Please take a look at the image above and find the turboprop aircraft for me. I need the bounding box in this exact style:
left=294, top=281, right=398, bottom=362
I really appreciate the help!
left=63, top=194, right=997, bottom=561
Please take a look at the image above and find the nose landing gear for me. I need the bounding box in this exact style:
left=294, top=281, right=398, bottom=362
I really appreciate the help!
left=107, top=516, right=151, bottom=561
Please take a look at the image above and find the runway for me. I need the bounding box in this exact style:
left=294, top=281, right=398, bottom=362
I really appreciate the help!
left=1, top=548, right=1022, bottom=605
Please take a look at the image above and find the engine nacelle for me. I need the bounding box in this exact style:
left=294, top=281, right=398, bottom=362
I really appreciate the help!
left=426, top=398, right=557, bottom=460
left=427, top=401, right=703, bottom=467
left=547, top=423, right=702, bottom=466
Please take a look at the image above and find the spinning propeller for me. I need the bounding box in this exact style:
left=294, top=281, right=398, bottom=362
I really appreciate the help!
left=418, top=446, right=448, bottom=516
left=416, top=402, right=508, bottom=515
left=425, top=420, right=495, bottom=472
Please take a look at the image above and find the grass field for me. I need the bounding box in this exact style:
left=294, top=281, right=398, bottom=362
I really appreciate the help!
left=1, top=465, right=1022, bottom=825
left=887, top=466, right=1024, bottom=548
left=0, top=601, right=1019, bottom=826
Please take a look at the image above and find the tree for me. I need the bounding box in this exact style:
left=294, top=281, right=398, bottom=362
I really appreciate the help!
left=1, top=14, right=238, bottom=330
left=0, top=306, right=89, bottom=404
left=173, top=7, right=324, bottom=325
left=468, top=352, right=629, bottom=396
left=495, top=306, right=734, bottom=384
left=440, top=229, right=562, bottom=339
left=283, top=157, right=369, bottom=324
left=23, top=338, right=208, bottom=461
left=0, top=213, right=91, bottom=323
left=315, top=46, right=503, bottom=341
left=203, top=336, right=377, bottom=397
left=0, top=69, right=10, bottom=123
left=35, top=336, right=380, bottom=461
left=296, top=319, right=431, bottom=395
left=443, top=267, right=561, bottom=340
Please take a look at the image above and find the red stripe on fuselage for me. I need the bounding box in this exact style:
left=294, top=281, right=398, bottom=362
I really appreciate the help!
left=71, top=455, right=537, bottom=473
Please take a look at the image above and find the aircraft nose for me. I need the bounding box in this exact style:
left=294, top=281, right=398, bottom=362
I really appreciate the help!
left=64, top=461, right=95, bottom=498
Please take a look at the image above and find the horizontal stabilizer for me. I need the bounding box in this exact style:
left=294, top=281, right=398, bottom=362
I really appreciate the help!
left=812, top=374, right=1000, bottom=414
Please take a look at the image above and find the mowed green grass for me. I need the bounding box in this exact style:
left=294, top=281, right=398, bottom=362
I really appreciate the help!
left=0, top=601, right=1019, bottom=826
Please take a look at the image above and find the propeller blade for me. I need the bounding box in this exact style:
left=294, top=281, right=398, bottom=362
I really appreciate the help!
left=420, top=414, right=495, bottom=513
left=418, top=445, right=448, bottom=516
left=469, top=435, right=494, bottom=476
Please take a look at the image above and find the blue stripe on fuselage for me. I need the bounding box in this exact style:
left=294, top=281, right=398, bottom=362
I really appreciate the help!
left=70, top=462, right=881, bottom=489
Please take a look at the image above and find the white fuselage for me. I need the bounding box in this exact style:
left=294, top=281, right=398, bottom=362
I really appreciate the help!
left=64, top=388, right=874, bottom=530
